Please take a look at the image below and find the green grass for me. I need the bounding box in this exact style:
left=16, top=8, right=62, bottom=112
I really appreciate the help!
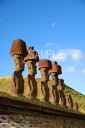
left=0, top=77, right=85, bottom=114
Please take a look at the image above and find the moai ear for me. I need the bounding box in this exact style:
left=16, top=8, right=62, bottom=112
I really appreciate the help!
left=13, top=56, right=19, bottom=65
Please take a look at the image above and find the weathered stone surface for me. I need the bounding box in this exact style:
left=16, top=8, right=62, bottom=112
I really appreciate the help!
left=38, top=60, right=52, bottom=102
left=57, top=79, right=65, bottom=92
left=66, top=93, right=73, bottom=108
left=73, top=102, right=79, bottom=111
left=11, top=55, right=25, bottom=95
left=57, top=79, right=66, bottom=107
left=49, top=84, right=58, bottom=105
left=38, top=59, right=52, bottom=70
left=24, top=74, right=37, bottom=99
left=12, top=71, right=24, bottom=95
left=10, top=39, right=27, bottom=96
left=49, top=61, right=60, bottom=104
left=24, top=46, right=39, bottom=62
left=13, top=55, right=25, bottom=71
left=10, top=39, right=27, bottom=57
left=49, top=61, right=62, bottom=75
left=24, top=46, right=39, bottom=99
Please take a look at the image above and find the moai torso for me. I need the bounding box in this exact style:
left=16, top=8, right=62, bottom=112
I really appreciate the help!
left=10, top=39, right=27, bottom=96
left=49, top=73, right=58, bottom=105
left=66, top=93, right=73, bottom=108
left=38, top=60, right=52, bottom=102
left=73, top=102, right=79, bottom=111
left=24, top=46, right=39, bottom=99
left=49, top=61, right=62, bottom=105
left=12, top=55, right=24, bottom=95
left=57, top=79, right=66, bottom=107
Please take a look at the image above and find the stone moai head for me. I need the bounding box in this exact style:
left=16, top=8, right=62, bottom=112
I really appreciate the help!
left=24, top=46, right=39, bottom=75
left=66, top=93, right=73, bottom=108
left=73, top=102, right=79, bottom=111
left=58, top=79, right=65, bottom=91
left=10, top=39, right=28, bottom=71
left=49, top=61, right=62, bottom=85
left=38, top=59, right=52, bottom=82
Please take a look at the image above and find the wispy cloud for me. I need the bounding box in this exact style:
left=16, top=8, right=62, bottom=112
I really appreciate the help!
left=67, top=49, right=84, bottom=61
left=51, top=22, right=56, bottom=26
left=52, top=50, right=67, bottom=61
left=63, top=67, right=76, bottom=73
left=46, top=43, right=55, bottom=47
left=81, top=69, right=85, bottom=75
left=52, top=49, right=85, bottom=61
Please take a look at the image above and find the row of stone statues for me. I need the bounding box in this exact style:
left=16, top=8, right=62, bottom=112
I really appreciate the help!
left=10, top=39, right=78, bottom=111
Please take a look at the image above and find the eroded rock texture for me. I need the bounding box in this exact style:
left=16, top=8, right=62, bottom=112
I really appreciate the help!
left=10, top=39, right=27, bottom=95
left=66, top=93, right=73, bottom=108
left=57, top=79, right=66, bottom=107
left=38, top=59, right=52, bottom=102
left=73, top=102, right=79, bottom=111
left=49, top=61, right=62, bottom=105
left=24, top=46, right=39, bottom=99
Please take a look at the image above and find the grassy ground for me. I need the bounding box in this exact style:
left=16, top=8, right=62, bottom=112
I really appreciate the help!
left=0, top=77, right=85, bottom=114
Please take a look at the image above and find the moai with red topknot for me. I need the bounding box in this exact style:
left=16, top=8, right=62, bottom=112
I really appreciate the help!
left=49, top=61, right=62, bottom=105
left=66, top=93, right=73, bottom=108
left=10, top=39, right=28, bottom=96
left=73, top=102, right=79, bottom=111
left=24, top=46, right=39, bottom=99
left=57, top=79, right=66, bottom=107
left=38, top=59, right=52, bottom=102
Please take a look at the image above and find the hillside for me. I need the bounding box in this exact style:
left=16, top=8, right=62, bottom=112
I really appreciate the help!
left=0, top=77, right=85, bottom=114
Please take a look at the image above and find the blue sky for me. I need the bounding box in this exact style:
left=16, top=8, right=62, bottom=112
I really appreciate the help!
left=0, top=0, right=85, bottom=95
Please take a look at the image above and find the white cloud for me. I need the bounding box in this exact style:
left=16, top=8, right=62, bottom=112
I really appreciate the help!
left=81, top=69, right=85, bottom=75
left=67, top=49, right=84, bottom=61
left=52, top=50, right=67, bottom=61
left=52, top=49, right=85, bottom=61
left=46, top=43, right=55, bottom=47
left=51, top=22, right=56, bottom=26
left=63, top=67, right=76, bottom=73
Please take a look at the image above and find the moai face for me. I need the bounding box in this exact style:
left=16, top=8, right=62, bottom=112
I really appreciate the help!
left=40, top=68, right=49, bottom=82
left=27, top=60, right=37, bottom=75
left=59, top=79, right=64, bottom=90
left=51, top=72, right=58, bottom=85
left=13, top=55, right=25, bottom=71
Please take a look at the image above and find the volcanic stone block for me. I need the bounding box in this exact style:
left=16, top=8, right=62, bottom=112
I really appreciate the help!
left=10, top=39, right=28, bottom=57
left=37, top=59, right=52, bottom=102
left=49, top=61, right=62, bottom=105
left=24, top=46, right=39, bottom=62
left=57, top=79, right=66, bottom=107
left=66, top=93, right=73, bottom=108
left=24, top=46, right=39, bottom=99
left=38, top=59, right=52, bottom=70
left=73, top=102, right=79, bottom=111
left=10, top=39, right=27, bottom=96
left=50, top=61, right=62, bottom=75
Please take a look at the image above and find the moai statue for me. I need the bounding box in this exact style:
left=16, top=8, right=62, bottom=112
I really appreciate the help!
left=73, top=102, right=79, bottom=111
left=38, top=59, right=52, bottom=102
left=66, top=93, right=73, bottom=108
left=49, top=61, right=62, bottom=105
left=10, top=39, right=27, bottom=96
left=24, top=46, right=39, bottom=99
left=57, top=79, right=66, bottom=107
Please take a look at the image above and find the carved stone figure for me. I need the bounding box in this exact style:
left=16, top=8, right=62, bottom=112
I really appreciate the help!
left=66, top=93, right=73, bottom=108
left=10, top=39, right=27, bottom=95
left=73, top=102, right=79, bottom=111
left=49, top=61, right=62, bottom=105
left=38, top=59, right=52, bottom=102
left=24, top=46, right=39, bottom=99
left=57, top=79, right=66, bottom=106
